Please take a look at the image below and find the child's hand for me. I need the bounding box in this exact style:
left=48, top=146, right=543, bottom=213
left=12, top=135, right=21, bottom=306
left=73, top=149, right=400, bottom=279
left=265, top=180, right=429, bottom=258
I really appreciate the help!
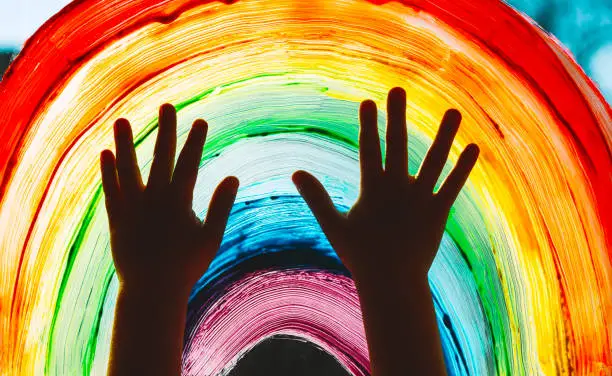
left=100, top=104, right=238, bottom=297
left=293, top=87, right=479, bottom=282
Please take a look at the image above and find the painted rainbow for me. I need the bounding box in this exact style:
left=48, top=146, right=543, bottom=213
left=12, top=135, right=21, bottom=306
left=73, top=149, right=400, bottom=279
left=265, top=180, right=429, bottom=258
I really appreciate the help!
left=0, top=0, right=611, bottom=375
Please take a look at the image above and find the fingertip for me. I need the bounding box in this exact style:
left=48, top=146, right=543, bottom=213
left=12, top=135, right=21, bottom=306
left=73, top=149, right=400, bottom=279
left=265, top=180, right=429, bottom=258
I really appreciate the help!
left=192, top=118, right=208, bottom=132
left=158, top=104, right=177, bottom=128
left=226, top=175, right=239, bottom=186
left=440, top=110, right=461, bottom=137
left=360, top=99, right=377, bottom=111
left=466, top=143, right=480, bottom=157
left=114, top=118, right=129, bottom=126
left=292, top=169, right=305, bottom=180
left=292, top=170, right=311, bottom=186
left=189, top=119, right=208, bottom=144
left=389, top=86, right=406, bottom=101
left=223, top=175, right=240, bottom=191
left=114, top=118, right=131, bottom=136
left=100, top=149, right=115, bottom=164
left=206, top=176, right=240, bottom=229
left=100, top=150, right=119, bottom=202
left=444, top=109, right=462, bottom=124
left=160, top=103, right=175, bottom=114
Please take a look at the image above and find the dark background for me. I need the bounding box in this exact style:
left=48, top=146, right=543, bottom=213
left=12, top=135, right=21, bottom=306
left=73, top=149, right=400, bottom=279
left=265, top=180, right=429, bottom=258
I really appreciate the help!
left=229, top=335, right=350, bottom=376
left=0, top=51, right=15, bottom=78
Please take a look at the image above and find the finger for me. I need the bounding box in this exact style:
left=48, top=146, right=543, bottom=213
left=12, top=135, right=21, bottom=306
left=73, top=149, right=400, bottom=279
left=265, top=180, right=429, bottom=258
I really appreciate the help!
left=201, top=176, right=239, bottom=246
left=416, top=109, right=461, bottom=193
left=172, top=119, right=207, bottom=209
left=292, top=170, right=344, bottom=240
left=436, top=144, right=480, bottom=208
left=114, top=118, right=143, bottom=198
left=100, top=150, right=121, bottom=221
left=147, top=103, right=177, bottom=191
left=359, top=100, right=383, bottom=190
left=385, top=87, right=408, bottom=177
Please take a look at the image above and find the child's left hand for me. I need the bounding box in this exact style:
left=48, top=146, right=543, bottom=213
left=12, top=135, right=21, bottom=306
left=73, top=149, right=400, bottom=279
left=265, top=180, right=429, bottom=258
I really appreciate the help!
left=100, top=103, right=239, bottom=297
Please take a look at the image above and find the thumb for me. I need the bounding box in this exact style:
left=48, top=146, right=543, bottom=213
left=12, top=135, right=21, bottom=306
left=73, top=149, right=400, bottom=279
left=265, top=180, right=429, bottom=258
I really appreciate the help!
left=201, top=176, right=239, bottom=247
left=292, top=170, right=344, bottom=242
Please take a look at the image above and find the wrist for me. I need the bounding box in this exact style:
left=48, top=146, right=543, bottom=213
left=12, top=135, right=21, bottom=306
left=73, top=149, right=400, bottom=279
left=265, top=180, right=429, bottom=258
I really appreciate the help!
left=351, top=263, right=429, bottom=285
left=352, top=269, right=431, bottom=299
left=347, top=255, right=430, bottom=284
left=118, top=281, right=191, bottom=305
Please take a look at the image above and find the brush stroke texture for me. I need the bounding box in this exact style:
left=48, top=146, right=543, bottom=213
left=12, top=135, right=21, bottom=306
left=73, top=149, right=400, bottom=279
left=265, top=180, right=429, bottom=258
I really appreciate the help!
left=0, top=0, right=610, bottom=375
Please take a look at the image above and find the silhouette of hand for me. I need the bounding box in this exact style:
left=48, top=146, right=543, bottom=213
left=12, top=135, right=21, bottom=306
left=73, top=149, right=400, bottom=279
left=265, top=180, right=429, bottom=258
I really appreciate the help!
left=293, top=87, right=479, bottom=281
left=100, top=104, right=238, bottom=295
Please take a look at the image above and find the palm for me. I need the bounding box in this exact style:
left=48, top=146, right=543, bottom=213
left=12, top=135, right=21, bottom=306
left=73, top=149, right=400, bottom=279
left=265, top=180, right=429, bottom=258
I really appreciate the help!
left=101, top=104, right=238, bottom=291
left=110, top=191, right=207, bottom=284
left=293, top=87, right=479, bottom=279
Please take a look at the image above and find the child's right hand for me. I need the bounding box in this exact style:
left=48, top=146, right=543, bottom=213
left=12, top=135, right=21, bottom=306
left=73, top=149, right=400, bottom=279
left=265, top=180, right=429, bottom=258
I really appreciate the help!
left=292, top=87, right=479, bottom=282
left=293, top=87, right=478, bottom=375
